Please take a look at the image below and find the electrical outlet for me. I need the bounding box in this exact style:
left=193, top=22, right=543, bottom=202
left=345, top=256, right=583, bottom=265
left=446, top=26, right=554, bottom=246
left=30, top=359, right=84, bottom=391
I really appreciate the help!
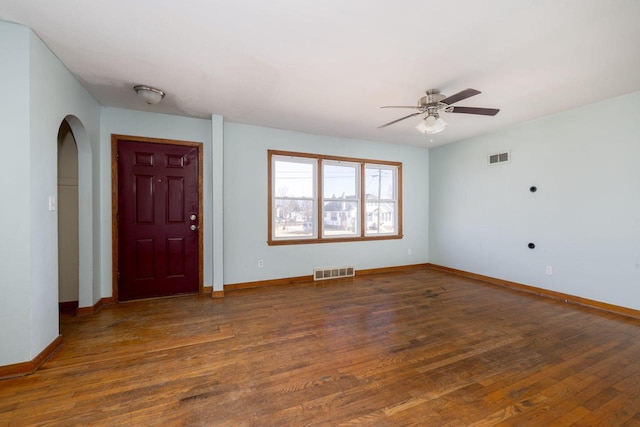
left=258, top=259, right=264, bottom=268
left=545, top=265, right=553, bottom=275
left=408, top=248, right=412, bottom=255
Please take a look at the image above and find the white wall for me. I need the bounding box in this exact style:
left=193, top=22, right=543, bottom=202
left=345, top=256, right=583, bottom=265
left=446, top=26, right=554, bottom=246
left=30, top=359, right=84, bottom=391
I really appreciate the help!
left=99, top=108, right=214, bottom=295
left=211, top=115, right=224, bottom=292
left=429, top=91, right=640, bottom=310
left=0, top=21, right=32, bottom=366
left=223, top=123, right=430, bottom=284
left=0, top=20, right=100, bottom=366
left=29, top=30, right=101, bottom=360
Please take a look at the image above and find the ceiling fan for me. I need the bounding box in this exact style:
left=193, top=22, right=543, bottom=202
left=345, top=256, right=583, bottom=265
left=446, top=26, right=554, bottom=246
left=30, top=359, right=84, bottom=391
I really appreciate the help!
left=378, top=88, right=500, bottom=134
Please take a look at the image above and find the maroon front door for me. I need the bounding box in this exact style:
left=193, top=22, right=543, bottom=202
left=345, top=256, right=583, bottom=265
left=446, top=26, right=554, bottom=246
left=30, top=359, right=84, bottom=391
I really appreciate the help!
left=117, top=139, right=200, bottom=301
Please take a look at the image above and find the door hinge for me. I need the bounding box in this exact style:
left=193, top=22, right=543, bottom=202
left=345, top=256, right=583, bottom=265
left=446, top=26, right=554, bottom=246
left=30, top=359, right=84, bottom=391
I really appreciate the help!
left=117, top=271, right=120, bottom=281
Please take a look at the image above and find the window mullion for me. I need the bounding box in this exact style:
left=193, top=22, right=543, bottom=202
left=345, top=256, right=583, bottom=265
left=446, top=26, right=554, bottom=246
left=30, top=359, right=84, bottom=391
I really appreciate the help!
left=359, top=162, right=365, bottom=237
left=317, top=159, right=323, bottom=238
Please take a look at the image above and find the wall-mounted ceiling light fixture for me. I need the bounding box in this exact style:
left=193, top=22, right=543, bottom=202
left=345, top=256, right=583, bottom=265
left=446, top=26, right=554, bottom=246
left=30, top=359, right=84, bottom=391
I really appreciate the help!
left=134, top=85, right=165, bottom=105
left=416, top=113, right=447, bottom=134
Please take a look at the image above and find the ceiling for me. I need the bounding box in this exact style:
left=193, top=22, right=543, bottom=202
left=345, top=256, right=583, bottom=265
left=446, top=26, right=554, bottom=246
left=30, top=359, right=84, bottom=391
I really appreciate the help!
left=1, top=0, right=639, bottom=147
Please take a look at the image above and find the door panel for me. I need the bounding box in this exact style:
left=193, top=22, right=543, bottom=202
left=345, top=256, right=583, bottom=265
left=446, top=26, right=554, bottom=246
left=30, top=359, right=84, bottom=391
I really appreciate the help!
left=117, top=140, right=199, bottom=301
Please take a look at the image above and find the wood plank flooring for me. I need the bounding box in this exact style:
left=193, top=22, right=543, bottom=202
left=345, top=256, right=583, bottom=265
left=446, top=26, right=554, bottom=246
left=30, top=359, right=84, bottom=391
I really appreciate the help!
left=2, top=267, right=640, bottom=426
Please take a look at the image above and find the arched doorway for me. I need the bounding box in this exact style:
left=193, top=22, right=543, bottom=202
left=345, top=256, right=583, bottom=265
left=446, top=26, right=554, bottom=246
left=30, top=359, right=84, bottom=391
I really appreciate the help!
left=57, top=120, right=79, bottom=312
left=56, top=115, right=95, bottom=314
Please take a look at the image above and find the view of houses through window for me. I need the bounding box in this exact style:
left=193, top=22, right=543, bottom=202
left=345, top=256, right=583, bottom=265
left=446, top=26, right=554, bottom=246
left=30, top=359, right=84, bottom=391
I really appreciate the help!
left=364, top=165, right=397, bottom=236
left=322, top=161, right=359, bottom=237
left=269, top=150, right=402, bottom=244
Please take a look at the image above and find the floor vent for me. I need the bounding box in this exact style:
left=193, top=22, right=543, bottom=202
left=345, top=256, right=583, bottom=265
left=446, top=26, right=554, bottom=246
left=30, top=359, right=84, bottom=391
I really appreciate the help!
left=488, top=151, right=510, bottom=165
left=313, top=266, right=355, bottom=281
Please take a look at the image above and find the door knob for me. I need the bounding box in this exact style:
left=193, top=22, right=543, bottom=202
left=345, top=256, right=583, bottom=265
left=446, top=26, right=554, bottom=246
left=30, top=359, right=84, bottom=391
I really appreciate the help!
left=190, top=214, right=197, bottom=221
left=190, top=225, right=197, bottom=231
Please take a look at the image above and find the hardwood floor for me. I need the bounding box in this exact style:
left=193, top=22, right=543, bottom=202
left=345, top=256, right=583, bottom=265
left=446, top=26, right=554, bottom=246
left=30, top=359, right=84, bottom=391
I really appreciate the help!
left=2, top=267, right=640, bottom=426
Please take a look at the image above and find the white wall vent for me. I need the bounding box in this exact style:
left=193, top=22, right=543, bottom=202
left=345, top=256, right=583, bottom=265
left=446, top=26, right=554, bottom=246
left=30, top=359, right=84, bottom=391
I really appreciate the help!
left=313, top=266, right=355, bottom=281
left=488, top=151, right=510, bottom=165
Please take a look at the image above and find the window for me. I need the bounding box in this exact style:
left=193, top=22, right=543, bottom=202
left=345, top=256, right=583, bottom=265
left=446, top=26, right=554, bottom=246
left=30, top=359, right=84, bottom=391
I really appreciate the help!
left=322, top=160, right=360, bottom=238
left=268, top=150, right=402, bottom=245
left=364, top=164, right=398, bottom=236
left=271, top=156, right=316, bottom=240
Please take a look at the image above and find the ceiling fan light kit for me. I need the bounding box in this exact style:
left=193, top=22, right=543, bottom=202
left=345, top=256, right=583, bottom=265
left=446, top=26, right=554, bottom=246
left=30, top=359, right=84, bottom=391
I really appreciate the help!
left=416, top=114, right=447, bottom=134
left=134, top=85, right=165, bottom=105
left=379, top=88, right=499, bottom=134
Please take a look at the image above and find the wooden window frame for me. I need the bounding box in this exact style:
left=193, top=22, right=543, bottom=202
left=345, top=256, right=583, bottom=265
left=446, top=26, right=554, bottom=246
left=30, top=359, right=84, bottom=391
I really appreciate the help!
left=268, top=150, right=403, bottom=246
left=321, top=159, right=360, bottom=239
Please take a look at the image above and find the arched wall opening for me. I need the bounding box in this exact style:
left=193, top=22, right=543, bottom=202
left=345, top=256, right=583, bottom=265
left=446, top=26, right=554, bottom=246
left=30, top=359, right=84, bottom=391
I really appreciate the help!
left=58, top=115, right=94, bottom=311
left=57, top=120, right=79, bottom=311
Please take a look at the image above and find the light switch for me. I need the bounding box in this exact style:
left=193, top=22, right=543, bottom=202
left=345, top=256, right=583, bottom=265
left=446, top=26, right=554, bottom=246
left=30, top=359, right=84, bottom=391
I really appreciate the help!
left=48, top=196, right=56, bottom=211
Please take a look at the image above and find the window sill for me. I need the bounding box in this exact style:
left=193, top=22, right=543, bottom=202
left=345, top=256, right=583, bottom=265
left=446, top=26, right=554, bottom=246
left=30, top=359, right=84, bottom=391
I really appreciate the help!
left=267, top=234, right=404, bottom=246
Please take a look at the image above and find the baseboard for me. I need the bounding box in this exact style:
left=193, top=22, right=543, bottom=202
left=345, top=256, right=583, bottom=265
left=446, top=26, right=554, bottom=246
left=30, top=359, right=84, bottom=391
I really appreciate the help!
left=59, top=300, right=79, bottom=313
left=0, top=335, right=63, bottom=380
left=427, top=263, right=640, bottom=320
left=224, top=263, right=430, bottom=292
left=76, top=297, right=116, bottom=316
left=212, top=290, right=224, bottom=299
left=203, top=285, right=213, bottom=294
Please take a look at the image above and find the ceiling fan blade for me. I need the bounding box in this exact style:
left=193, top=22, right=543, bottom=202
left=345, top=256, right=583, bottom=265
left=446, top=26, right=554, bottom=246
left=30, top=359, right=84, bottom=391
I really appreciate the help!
left=450, top=106, right=500, bottom=116
left=441, top=88, right=481, bottom=105
left=380, top=105, right=421, bottom=109
left=378, top=112, right=423, bottom=128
